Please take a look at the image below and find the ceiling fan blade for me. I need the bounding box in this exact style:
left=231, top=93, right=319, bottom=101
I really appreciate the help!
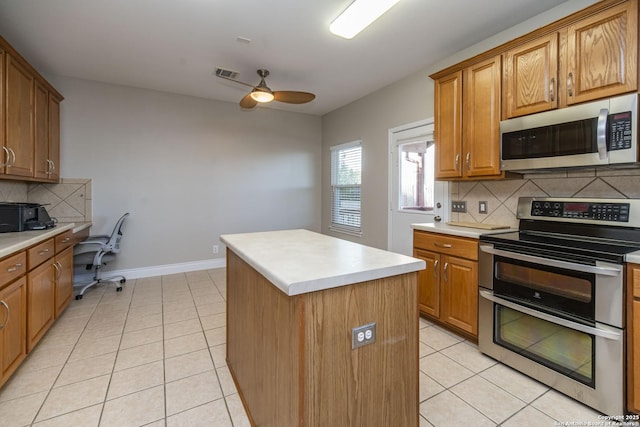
left=240, top=93, right=258, bottom=109
left=273, top=91, right=316, bottom=104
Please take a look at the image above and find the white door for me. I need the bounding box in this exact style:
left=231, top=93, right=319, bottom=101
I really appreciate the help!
left=388, top=119, right=448, bottom=255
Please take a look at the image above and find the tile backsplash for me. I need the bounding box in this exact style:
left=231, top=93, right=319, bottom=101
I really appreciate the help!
left=0, top=178, right=92, bottom=223
left=448, top=168, right=640, bottom=228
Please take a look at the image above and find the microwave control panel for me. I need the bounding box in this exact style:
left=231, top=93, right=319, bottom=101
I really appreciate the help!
left=531, top=201, right=630, bottom=222
left=609, top=111, right=633, bottom=151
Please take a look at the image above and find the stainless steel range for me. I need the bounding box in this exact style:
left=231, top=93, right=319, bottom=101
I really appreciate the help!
left=479, top=197, right=640, bottom=416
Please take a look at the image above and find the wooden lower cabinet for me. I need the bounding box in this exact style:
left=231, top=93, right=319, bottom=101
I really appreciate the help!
left=54, top=247, right=73, bottom=318
left=0, top=277, right=27, bottom=388
left=27, top=260, right=55, bottom=351
left=628, top=263, right=640, bottom=413
left=414, top=231, right=478, bottom=339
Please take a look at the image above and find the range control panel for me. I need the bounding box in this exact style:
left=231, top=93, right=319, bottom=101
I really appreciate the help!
left=531, top=201, right=630, bottom=222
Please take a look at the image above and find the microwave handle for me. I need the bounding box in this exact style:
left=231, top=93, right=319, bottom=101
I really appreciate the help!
left=597, top=108, right=609, bottom=160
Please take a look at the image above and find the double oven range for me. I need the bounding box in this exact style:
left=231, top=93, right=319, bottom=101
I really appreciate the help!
left=479, top=197, right=640, bottom=415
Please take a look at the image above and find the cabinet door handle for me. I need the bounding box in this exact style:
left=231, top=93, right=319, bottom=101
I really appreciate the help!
left=549, top=78, right=555, bottom=102
left=433, top=260, right=439, bottom=279
left=434, top=242, right=452, bottom=249
left=53, top=262, right=62, bottom=279
left=455, top=154, right=460, bottom=171
left=7, top=263, right=23, bottom=273
left=8, top=148, right=16, bottom=167
left=443, top=262, right=449, bottom=282
left=567, top=72, right=574, bottom=97
left=465, top=152, right=470, bottom=171
left=0, top=300, right=9, bottom=330
left=1, top=147, right=9, bottom=168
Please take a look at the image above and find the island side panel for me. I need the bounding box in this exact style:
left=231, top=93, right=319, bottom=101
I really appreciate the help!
left=302, top=272, right=419, bottom=427
left=226, top=249, right=302, bottom=426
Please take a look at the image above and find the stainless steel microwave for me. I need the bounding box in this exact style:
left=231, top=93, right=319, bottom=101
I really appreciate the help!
left=500, top=93, right=638, bottom=172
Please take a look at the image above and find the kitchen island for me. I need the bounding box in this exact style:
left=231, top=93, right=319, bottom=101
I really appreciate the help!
left=220, top=229, right=425, bottom=427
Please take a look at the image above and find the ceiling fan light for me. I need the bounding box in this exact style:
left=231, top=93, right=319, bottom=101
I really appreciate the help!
left=330, top=0, right=401, bottom=39
left=250, top=90, right=274, bottom=103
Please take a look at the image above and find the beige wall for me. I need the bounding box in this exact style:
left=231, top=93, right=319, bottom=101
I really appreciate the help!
left=321, top=0, right=600, bottom=250
left=50, top=76, right=322, bottom=271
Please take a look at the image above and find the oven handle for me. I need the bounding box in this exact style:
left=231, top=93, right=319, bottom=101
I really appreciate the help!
left=479, top=246, right=622, bottom=277
left=479, top=289, right=621, bottom=341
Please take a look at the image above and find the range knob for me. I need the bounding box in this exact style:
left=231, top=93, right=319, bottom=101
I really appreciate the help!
left=544, top=202, right=551, bottom=209
left=553, top=210, right=560, bottom=216
left=554, top=203, right=561, bottom=209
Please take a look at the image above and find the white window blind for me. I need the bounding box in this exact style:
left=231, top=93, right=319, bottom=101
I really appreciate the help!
left=330, top=141, right=362, bottom=235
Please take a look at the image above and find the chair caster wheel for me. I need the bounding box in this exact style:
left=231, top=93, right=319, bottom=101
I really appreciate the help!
left=75, top=295, right=83, bottom=300
left=116, top=287, right=123, bottom=292
left=120, top=279, right=126, bottom=284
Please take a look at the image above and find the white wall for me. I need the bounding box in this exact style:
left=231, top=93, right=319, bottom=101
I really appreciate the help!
left=51, top=76, right=322, bottom=271
left=321, top=0, right=599, bottom=250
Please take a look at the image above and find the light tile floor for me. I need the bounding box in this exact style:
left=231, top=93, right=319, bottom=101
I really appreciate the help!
left=0, top=268, right=605, bottom=426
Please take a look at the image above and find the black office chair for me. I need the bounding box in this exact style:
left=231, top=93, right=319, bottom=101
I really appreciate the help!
left=73, top=213, right=129, bottom=300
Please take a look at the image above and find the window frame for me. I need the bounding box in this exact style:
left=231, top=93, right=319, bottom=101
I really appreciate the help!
left=329, top=140, right=363, bottom=237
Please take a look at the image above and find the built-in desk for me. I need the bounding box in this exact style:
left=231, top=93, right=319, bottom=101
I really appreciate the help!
left=221, top=229, right=425, bottom=427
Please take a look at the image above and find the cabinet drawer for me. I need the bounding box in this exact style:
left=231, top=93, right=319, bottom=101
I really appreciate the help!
left=414, top=231, right=478, bottom=261
left=27, top=239, right=55, bottom=269
left=55, top=230, right=74, bottom=253
left=0, top=252, right=27, bottom=289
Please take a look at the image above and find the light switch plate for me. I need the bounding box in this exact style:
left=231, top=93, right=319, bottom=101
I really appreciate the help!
left=451, top=201, right=467, bottom=213
left=479, top=201, right=488, bottom=214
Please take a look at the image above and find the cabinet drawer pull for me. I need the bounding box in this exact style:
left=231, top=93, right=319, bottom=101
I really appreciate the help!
left=39, top=248, right=50, bottom=256
left=0, top=300, right=9, bottom=330
left=443, top=262, right=449, bottom=282
left=434, top=242, right=452, bottom=248
left=61, top=237, right=71, bottom=243
left=7, top=263, right=23, bottom=273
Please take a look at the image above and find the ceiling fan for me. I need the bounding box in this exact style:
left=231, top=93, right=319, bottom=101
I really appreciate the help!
left=215, top=68, right=316, bottom=109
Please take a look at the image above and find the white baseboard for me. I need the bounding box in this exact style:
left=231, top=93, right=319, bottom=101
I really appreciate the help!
left=74, top=258, right=226, bottom=283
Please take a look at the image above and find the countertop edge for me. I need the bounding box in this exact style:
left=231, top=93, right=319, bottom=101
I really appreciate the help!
left=221, top=230, right=426, bottom=296
left=411, top=222, right=517, bottom=239
left=0, top=222, right=85, bottom=259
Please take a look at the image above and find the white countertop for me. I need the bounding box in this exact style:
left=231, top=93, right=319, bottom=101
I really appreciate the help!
left=220, top=229, right=426, bottom=296
left=627, top=251, right=640, bottom=264
left=411, top=222, right=516, bottom=239
left=0, top=222, right=88, bottom=259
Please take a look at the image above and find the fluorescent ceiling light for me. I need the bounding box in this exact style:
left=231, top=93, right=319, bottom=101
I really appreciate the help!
left=330, top=0, right=401, bottom=39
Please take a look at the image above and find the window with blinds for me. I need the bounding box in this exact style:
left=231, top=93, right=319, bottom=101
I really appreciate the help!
left=330, top=141, right=362, bottom=236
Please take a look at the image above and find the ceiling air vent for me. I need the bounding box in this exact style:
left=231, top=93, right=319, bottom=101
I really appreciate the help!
left=215, top=68, right=239, bottom=79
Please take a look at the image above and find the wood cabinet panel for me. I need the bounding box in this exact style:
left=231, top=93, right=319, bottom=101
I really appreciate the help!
left=441, top=256, right=478, bottom=336
left=5, top=54, right=34, bottom=178
left=0, top=277, right=27, bottom=387
left=414, top=249, right=439, bottom=317
left=47, top=94, right=61, bottom=182
left=0, top=252, right=26, bottom=288
left=565, top=0, right=637, bottom=104
left=434, top=71, right=462, bottom=178
left=54, top=230, right=74, bottom=253
left=54, top=247, right=73, bottom=318
left=34, top=81, right=49, bottom=180
left=414, top=230, right=478, bottom=261
left=27, top=260, right=55, bottom=351
left=503, top=33, right=559, bottom=118
left=27, top=239, right=55, bottom=270
left=464, top=56, right=502, bottom=176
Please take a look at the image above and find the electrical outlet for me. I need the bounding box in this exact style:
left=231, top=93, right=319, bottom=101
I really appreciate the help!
left=352, top=322, right=376, bottom=349
left=479, top=201, right=488, bottom=214
left=212, top=245, right=219, bottom=254
left=451, top=201, right=467, bottom=213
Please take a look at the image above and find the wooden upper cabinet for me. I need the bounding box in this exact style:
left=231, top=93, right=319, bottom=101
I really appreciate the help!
left=34, top=81, right=49, bottom=180
left=565, top=0, right=638, bottom=105
left=503, top=33, right=559, bottom=118
left=435, top=56, right=501, bottom=179
left=464, top=56, right=501, bottom=177
left=5, top=54, right=35, bottom=178
left=434, top=70, right=462, bottom=178
left=48, top=94, right=61, bottom=182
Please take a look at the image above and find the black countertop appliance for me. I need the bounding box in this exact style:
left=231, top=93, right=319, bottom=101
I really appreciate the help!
left=0, top=202, right=55, bottom=232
